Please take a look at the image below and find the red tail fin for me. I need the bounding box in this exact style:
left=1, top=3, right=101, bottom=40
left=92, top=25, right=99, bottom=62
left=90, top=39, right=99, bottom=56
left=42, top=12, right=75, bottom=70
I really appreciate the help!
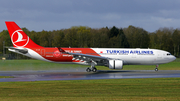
left=5, top=21, right=43, bottom=48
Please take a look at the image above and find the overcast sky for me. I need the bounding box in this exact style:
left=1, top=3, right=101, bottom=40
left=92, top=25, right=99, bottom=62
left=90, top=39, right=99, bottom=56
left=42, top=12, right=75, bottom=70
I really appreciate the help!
left=0, top=0, right=180, bottom=32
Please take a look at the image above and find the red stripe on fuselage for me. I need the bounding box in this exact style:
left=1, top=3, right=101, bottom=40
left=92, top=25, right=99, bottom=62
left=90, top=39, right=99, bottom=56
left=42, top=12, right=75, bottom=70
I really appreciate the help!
left=30, top=48, right=100, bottom=62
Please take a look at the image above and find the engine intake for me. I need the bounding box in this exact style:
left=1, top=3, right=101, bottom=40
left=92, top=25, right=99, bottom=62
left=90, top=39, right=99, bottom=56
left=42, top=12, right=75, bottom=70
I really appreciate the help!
left=108, top=60, right=123, bottom=69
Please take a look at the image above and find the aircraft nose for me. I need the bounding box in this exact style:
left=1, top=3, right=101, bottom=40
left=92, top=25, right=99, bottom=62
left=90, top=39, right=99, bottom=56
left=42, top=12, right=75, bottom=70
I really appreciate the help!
left=172, top=56, right=176, bottom=61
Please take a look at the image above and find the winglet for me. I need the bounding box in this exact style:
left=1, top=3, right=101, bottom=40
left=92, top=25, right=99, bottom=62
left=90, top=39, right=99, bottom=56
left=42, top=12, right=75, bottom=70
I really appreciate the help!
left=58, top=47, right=66, bottom=52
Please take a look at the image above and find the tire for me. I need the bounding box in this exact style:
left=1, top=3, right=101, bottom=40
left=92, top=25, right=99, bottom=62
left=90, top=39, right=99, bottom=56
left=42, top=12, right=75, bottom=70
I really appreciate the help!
left=86, top=68, right=91, bottom=72
left=155, top=68, right=158, bottom=71
left=92, top=68, right=97, bottom=72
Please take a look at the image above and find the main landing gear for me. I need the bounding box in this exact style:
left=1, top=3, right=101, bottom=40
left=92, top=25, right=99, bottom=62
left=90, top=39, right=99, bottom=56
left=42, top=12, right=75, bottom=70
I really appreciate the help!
left=86, top=66, right=97, bottom=72
left=86, top=62, right=97, bottom=72
left=155, top=65, right=158, bottom=72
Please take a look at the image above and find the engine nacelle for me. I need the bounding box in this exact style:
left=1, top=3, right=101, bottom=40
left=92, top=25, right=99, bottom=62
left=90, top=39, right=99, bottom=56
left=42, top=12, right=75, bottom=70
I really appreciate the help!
left=108, top=60, right=123, bottom=69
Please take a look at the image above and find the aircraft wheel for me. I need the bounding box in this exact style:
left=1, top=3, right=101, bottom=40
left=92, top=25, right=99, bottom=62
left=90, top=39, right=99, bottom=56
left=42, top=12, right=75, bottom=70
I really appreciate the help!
left=155, top=68, right=158, bottom=72
left=92, top=68, right=97, bottom=72
left=86, top=68, right=91, bottom=72
left=155, top=65, right=159, bottom=72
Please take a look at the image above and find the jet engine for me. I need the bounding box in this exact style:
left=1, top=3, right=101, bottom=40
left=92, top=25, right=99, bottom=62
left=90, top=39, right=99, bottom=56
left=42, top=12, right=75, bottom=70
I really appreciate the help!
left=108, top=60, right=123, bottom=69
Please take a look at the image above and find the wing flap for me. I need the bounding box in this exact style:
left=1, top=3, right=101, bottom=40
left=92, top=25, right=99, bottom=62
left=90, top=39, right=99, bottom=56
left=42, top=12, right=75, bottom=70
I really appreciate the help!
left=66, top=52, right=108, bottom=61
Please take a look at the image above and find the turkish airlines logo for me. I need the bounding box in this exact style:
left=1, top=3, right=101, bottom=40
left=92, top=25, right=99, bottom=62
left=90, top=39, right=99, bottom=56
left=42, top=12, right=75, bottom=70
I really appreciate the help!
left=11, top=30, right=29, bottom=47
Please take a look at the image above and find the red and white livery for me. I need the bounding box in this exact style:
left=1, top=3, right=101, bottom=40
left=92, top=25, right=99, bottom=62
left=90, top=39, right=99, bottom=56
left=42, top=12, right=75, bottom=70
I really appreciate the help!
left=5, top=21, right=176, bottom=72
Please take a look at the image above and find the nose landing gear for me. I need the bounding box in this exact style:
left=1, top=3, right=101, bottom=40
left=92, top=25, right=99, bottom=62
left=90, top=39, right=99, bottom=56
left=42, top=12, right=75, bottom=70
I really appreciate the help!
left=155, top=65, right=158, bottom=71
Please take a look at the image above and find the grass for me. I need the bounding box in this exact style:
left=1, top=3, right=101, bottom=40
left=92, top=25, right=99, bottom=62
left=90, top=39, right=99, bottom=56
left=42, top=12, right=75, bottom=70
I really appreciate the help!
left=0, top=78, right=180, bottom=101
left=0, top=58, right=179, bottom=71
left=0, top=59, right=87, bottom=71
left=0, top=76, right=13, bottom=78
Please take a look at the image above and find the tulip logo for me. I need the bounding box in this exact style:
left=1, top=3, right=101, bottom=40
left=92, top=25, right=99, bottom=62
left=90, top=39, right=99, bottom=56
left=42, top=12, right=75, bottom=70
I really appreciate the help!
left=11, top=30, right=29, bottom=47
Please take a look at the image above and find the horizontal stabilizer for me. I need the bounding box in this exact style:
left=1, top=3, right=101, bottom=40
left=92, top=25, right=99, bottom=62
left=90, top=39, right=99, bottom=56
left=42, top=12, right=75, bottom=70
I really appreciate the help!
left=6, top=47, right=28, bottom=54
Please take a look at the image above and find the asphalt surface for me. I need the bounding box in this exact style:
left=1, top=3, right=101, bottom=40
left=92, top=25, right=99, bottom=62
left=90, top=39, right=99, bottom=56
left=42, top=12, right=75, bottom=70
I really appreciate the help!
left=0, top=70, right=180, bottom=82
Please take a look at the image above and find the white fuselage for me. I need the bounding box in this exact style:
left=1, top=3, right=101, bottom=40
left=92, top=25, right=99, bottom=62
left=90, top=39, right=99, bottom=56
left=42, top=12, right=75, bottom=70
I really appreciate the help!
left=9, top=48, right=176, bottom=66
left=92, top=48, right=176, bottom=65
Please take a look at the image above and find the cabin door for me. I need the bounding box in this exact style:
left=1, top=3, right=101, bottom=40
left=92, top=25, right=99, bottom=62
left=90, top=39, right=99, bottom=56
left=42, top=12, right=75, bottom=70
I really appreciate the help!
left=41, top=49, right=45, bottom=56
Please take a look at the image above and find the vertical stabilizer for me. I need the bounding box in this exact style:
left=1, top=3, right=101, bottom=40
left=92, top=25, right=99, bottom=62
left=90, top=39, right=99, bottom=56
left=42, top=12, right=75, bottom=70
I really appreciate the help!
left=5, top=21, right=43, bottom=48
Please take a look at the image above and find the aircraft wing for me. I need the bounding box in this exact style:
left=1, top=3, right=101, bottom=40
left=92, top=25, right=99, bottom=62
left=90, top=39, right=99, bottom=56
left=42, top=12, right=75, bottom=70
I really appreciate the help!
left=6, top=47, right=28, bottom=54
left=58, top=48, right=112, bottom=62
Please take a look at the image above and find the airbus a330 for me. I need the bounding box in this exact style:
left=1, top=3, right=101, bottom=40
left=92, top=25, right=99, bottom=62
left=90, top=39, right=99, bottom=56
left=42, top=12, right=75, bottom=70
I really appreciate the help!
left=5, top=21, right=176, bottom=72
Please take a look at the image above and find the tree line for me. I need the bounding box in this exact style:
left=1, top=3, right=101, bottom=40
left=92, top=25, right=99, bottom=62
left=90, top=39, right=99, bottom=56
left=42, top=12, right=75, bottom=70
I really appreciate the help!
left=0, top=25, right=180, bottom=58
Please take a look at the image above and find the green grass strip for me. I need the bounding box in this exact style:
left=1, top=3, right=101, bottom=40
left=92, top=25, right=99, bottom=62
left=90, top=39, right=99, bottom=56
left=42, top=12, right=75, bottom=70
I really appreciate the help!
left=0, top=76, right=14, bottom=78
left=0, top=78, right=180, bottom=101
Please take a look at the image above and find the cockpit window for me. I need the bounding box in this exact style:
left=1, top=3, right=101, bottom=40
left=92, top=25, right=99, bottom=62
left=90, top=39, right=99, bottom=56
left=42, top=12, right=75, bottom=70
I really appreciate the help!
left=167, top=53, right=171, bottom=55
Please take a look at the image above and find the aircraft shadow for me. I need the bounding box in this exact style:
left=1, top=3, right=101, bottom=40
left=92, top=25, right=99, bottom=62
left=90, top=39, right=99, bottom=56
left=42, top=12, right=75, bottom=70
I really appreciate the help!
left=92, top=70, right=135, bottom=74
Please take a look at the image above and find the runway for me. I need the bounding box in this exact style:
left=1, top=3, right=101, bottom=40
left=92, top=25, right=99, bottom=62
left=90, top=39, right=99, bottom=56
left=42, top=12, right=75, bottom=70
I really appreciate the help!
left=0, top=70, right=180, bottom=82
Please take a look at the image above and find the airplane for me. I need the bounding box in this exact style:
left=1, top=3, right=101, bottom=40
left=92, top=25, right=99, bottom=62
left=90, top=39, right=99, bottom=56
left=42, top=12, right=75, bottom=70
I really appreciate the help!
left=5, top=21, right=176, bottom=72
